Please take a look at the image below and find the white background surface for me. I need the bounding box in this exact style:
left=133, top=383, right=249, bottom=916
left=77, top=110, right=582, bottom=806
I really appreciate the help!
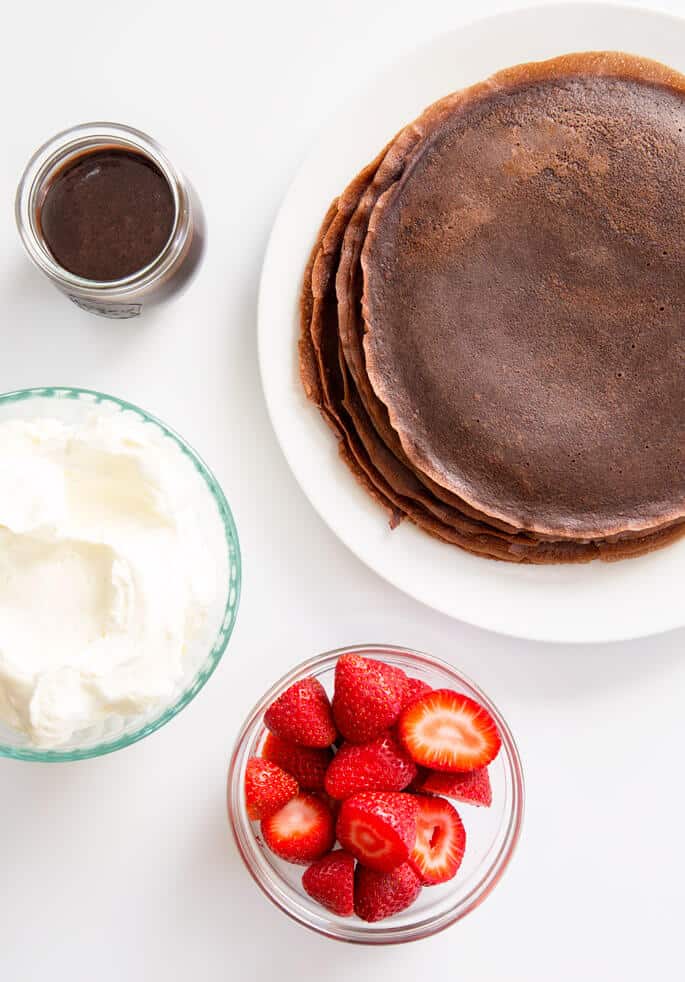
left=1, top=0, right=683, bottom=979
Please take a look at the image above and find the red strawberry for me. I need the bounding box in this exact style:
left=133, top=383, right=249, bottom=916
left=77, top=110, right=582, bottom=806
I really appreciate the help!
left=264, top=677, right=336, bottom=748
left=244, top=757, right=298, bottom=821
left=261, top=733, right=332, bottom=790
left=401, top=676, right=432, bottom=710
left=315, top=790, right=342, bottom=818
left=336, top=791, right=418, bottom=872
left=332, top=654, right=407, bottom=743
left=261, top=792, right=335, bottom=865
left=324, top=731, right=417, bottom=799
left=398, top=689, right=501, bottom=772
left=354, top=862, right=422, bottom=922
left=406, top=768, right=427, bottom=793
left=302, top=849, right=355, bottom=916
left=413, top=766, right=492, bottom=807
left=409, top=795, right=465, bottom=885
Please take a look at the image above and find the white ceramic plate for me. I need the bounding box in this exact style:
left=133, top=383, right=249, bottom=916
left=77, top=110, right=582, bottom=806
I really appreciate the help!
left=258, top=1, right=685, bottom=644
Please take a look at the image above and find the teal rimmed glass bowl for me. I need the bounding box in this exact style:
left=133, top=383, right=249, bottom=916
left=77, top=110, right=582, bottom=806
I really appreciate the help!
left=0, top=386, right=241, bottom=762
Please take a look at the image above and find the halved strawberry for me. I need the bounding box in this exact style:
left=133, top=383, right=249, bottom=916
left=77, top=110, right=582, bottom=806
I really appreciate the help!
left=336, top=791, right=418, bottom=872
left=333, top=653, right=407, bottom=743
left=244, top=757, right=298, bottom=821
left=261, top=792, right=335, bottom=865
left=302, top=849, right=355, bottom=916
left=324, top=731, right=417, bottom=799
left=264, top=677, right=336, bottom=748
left=400, top=676, right=432, bottom=710
left=413, top=766, right=492, bottom=807
left=398, top=689, right=501, bottom=772
left=354, top=862, right=422, bottom=922
left=261, top=733, right=332, bottom=790
left=410, top=795, right=465, bottom=885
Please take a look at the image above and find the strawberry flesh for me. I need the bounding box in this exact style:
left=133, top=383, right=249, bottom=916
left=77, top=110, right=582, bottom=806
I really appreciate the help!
left=244, top=757, right=298, bottom=821
left=261, top=732, right=332, bottom=790
left=261, top=792, right=335, bottom=865
left=332, top=653, right=407, bottom=744
left=398, top=689, right=501, bottom=772
left=324, top=731, right=417, bottom=799
left=354, top=862, right=422, bottom=922
left=336, top=791, right=418, bottom=872
left=410, top=794, right=465, bottom=885
left=302, top=849, right=355, bottom=916
left=414, top=766, right=492, bottom=807
left=264, top=677, right=336, bottom=748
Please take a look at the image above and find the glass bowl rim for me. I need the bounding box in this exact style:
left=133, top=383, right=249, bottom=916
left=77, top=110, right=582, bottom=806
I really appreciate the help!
left=227, top=643, right=525, bottom=945
left=0, top=385, right=242, bottom=762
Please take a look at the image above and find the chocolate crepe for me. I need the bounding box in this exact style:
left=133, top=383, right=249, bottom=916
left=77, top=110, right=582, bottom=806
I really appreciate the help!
left=300, top=52, right=685, bottom=562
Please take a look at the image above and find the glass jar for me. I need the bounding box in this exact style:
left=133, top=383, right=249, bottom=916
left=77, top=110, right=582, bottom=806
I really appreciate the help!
left=15, top=122, right=205, bottom=319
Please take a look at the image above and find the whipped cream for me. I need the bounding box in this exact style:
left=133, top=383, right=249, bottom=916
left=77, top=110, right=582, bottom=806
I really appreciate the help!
left=0, top=411, right=218, bottom=747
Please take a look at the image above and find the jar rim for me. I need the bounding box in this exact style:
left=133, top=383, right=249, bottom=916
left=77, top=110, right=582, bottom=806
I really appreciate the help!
left=15, top=121, right=193, bottom=297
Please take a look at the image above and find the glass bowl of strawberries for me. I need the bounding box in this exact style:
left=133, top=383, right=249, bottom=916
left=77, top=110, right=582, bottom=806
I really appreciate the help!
left=227, top=644, right=524, bottom=944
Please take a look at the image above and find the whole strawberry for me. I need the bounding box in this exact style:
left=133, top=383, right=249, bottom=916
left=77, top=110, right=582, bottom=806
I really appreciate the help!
left=324, top=731, right=417, bottom=799
left=261, top=793, right=335, bottom=865
left=261, top=733, right=332, bottom=790
left=336, top=791, right=418, bottom=872
left=302, top=850, right=355, bottom=917
left=264, top=677, right=336, bottom=748
left=333, top=654, right=407, bottom=743
left=244, top=758, right=298, bottom=821
left=354, top=862, right=422, bottom=922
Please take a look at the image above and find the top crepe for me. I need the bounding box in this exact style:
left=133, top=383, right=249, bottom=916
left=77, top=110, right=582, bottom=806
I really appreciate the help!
left=361, top=52, right=685, bottom=538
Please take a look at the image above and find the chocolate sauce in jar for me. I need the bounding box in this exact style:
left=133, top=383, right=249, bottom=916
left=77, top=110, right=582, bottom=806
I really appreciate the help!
left=40, top=150, right=175, bottom=282
left=16, top=123, right=205, bottom=318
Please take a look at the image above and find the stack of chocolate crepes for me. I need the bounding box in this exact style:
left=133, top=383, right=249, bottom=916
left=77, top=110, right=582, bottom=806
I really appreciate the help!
left=299, top=52, right=685, bottom=563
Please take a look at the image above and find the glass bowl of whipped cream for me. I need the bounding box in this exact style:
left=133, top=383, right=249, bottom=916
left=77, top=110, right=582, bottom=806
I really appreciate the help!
left=0, top=386, right=240, bottom=761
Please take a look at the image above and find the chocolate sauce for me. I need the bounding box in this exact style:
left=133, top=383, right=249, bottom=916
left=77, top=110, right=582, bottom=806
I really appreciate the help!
left=40, top=149, right=175, bottom=282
